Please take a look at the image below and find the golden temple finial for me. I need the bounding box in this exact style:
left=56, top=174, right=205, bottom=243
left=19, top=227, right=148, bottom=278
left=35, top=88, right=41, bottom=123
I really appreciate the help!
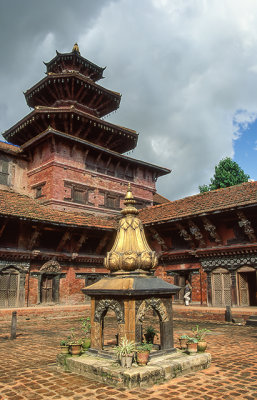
left=104, top=185, right=158, bottom=273
left=121, top=183, right=138, bottom=216
left=72, top=43, right=80, bottom=54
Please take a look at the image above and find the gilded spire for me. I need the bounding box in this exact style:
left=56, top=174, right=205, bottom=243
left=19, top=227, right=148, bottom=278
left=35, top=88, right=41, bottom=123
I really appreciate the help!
left=121, top=183, right=138, bottom=216
left=104, top=185, right=158, bottom=272
left=72, top=43, right=80, bottom=54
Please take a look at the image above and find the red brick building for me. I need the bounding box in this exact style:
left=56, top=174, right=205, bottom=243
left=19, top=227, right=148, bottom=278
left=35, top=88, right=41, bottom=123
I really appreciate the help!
left=141, top=183, right=257, bottom=307
left=0, top=45, right=256, bottom=308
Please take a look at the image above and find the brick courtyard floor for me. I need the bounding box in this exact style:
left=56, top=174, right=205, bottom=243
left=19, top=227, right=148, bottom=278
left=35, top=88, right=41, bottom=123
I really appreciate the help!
left=0, top=310, right=256, bottom=400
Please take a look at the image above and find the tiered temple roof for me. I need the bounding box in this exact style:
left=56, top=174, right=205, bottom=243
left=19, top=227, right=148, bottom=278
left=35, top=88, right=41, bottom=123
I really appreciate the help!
left=3, top=45, right=138, bottom=153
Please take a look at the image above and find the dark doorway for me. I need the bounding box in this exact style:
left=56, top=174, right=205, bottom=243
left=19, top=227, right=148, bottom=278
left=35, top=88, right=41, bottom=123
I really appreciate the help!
left=173, top=273, right=190, bottom=303
left=238, top=271, right=257, bottom=306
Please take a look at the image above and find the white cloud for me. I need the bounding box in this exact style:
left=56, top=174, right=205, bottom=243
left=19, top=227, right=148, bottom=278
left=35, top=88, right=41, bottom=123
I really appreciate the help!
left=1, top=0, right=257, bottom=199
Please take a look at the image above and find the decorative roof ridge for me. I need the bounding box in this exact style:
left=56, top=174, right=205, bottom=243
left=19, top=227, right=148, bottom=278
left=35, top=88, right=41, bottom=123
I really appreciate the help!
left=21, top=127, right=171, bottom=174
left=44, top=50, right=106, bottom=72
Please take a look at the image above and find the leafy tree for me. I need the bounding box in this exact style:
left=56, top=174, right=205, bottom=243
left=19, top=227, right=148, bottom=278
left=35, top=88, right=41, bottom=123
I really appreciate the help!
left=199, top=157, right=250, bottom=193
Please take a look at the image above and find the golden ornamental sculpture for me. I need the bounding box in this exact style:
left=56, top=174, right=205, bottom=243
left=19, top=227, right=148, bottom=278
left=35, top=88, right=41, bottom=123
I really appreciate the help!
left=72, top=43, right=80, bottom=54
left=104, top=184, right=158, bottom=272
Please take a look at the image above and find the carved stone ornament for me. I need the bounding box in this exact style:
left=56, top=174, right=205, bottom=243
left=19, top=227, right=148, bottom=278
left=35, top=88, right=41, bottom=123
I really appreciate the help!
left=136, top=298, right=169, bottom=324
left=0, top=261, right=30, bottom=273
left=40, top=259, right=61, bottom=273
left=94, top=299, right=124, bottom=323
left=201, top=253, right=257, bottom=272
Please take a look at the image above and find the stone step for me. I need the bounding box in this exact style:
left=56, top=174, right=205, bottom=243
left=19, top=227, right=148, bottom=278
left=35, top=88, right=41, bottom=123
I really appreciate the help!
left=57, top=350, right=211, bottom=388
left=246, top=316, right=257, bottom=326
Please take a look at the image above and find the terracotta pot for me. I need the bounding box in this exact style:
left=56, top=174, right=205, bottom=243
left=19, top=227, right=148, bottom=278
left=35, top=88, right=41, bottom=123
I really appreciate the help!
left=137, top=351, right=150, bottom=366
left=179, top=338, right=188, bottom=350
left=197, top=341, right=207, bottom=352
left=187, top=342, right=198, bottom=354
left=70, top=344, right=82, bottom=355
left=60, top=345, right=69, bottom=354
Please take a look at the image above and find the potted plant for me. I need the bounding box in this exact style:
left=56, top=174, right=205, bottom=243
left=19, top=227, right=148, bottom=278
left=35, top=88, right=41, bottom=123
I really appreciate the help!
left=59, top=338, right=70, bottom=354
left=68, top=328, right=83, bottom=356
left=179, top=334, right=188, bottom=350
left=144, top=326, right=157, bottom=344
left=114, top=336, right=136, bottom=368
left=192, top=325, right=210, bottom=352
left=186, top=336, right=198, bottom=354
left=136, top=341, right=153, bottom=365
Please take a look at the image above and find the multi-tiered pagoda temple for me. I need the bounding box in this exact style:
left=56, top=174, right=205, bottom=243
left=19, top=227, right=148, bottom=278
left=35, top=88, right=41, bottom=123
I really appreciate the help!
left=3, top=44, right=170, bottom=216
left=1, top=44, right=256, bottom=311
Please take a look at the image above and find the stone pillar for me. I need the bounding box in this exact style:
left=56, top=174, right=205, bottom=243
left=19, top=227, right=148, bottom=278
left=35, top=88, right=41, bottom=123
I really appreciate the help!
left=161, top=298, right=174, bottom=350
left=90, top=298, right=102, bottom=350
left=230, top=270, right=238, bottom=306
left=207, top=272, right=212, bottom=306
left=53, top=275, right=60, bottom=303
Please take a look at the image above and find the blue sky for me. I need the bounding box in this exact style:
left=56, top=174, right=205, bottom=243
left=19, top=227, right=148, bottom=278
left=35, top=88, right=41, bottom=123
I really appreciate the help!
left=234, top=121, right=257, bottom=181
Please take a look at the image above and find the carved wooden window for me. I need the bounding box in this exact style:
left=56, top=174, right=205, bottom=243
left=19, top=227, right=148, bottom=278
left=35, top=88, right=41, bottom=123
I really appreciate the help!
left=106, top=194, right=120, bottom=209
left=212, top=268, right=231, bottom=307
left=0, top=158, right=9, bottom=185
left=64, top=182, right=94, bottom=205
left=73, top=188, right=85, bottom=204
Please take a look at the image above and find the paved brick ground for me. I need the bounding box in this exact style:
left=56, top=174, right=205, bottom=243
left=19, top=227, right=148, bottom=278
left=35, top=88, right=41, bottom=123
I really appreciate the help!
left=0, top=310, right=256, bottom=400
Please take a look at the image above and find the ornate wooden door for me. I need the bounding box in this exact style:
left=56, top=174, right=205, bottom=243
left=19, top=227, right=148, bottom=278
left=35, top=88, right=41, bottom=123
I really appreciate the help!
left=238, top=273, right=249, bottom=306
left=0, top=270, right=19, bottom=308
left=41, top=275, right=53, bottom=303
left=212, top=268, right=231, bottom=306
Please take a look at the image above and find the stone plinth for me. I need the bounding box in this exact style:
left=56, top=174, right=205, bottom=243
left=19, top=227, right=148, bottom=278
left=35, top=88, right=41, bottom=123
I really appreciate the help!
left=57, top=350, right=211, bottom=388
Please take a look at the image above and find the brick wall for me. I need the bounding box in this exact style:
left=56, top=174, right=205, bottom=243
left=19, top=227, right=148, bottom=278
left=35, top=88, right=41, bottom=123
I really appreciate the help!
left=26, top=140, right=156, bottom=215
